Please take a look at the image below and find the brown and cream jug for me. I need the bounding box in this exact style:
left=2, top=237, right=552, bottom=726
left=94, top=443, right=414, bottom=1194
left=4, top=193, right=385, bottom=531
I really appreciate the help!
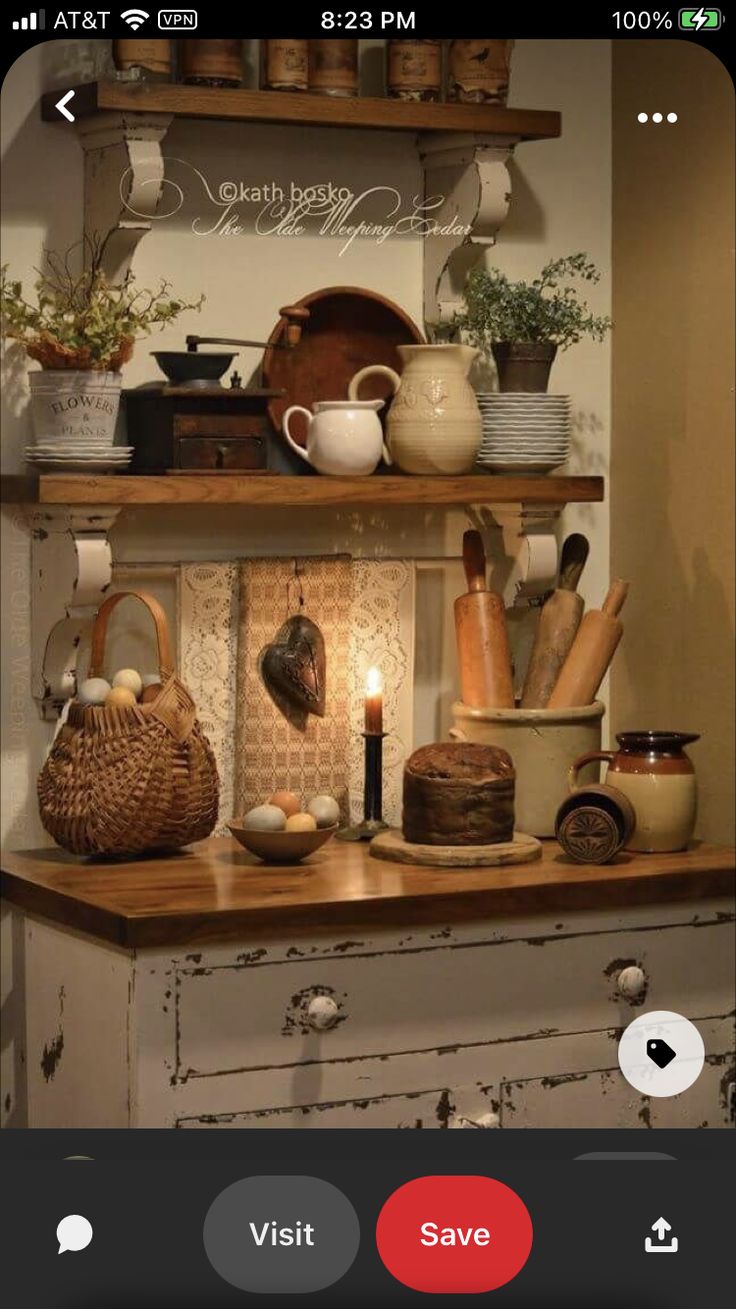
left=569, top=731, right=700, bottom=853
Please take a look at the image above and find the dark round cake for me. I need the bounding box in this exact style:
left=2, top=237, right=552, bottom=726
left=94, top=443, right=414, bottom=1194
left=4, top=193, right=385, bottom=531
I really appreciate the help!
left=402, top=742, right=515, bottom=846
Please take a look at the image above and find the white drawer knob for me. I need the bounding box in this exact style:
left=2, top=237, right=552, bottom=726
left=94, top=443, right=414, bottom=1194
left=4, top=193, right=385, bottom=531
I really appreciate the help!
left=306, top=995, right=340, bottom=1031
left=617, top=965, right=647, bottom=999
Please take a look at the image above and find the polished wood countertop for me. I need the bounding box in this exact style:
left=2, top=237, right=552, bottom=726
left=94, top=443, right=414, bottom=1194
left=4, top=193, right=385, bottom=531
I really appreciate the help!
left=1, top=838, right=733, bottom=949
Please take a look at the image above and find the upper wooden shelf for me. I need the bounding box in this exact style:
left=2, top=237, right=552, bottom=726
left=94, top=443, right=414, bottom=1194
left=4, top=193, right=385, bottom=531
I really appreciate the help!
left=41, top=81, right=561, bottom=140
left=1, top=474, right=603, bottom=509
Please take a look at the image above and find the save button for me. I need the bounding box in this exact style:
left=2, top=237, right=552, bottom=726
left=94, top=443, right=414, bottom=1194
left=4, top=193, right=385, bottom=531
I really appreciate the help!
left=376, top=1175, right=533, bottom=1294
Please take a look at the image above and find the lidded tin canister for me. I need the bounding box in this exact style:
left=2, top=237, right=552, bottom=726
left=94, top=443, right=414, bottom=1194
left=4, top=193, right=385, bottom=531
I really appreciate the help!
left=447, top=39, right=513, bottom=104
left=113, top=39, right=172, bottom=81
left=261, top=39, right=308, bottom=92
left=181, top=40, right=243, bottom=88
left=387, top=39, right=442, bottom=101
left=308, top=39, right=358, bottom=97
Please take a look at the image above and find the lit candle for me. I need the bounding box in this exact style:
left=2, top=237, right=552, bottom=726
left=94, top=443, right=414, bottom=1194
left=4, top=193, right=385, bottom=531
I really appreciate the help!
left=364, top=666, right=383, bottom=735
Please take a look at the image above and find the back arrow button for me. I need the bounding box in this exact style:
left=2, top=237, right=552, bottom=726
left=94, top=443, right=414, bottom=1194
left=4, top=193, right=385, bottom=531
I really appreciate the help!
left=55, top=91, right=76, bottom=123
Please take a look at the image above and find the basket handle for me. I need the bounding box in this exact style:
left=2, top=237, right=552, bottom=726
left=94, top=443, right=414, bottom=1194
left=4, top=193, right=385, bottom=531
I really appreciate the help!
left=88, top=590, right=175, bottom=681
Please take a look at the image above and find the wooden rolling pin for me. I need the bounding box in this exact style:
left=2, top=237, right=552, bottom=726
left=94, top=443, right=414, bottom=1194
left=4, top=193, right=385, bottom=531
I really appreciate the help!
left=521, top=533, right=590, bottom=708
left=547, top=579, right=630, bottom=708
left=454, top=530, right=515, bottom=709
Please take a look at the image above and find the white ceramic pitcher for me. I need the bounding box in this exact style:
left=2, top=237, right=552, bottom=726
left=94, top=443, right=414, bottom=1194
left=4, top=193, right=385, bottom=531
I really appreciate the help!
left=348, top=344, right=482, bottom=475
left=282, top=399, right=390, bottom=476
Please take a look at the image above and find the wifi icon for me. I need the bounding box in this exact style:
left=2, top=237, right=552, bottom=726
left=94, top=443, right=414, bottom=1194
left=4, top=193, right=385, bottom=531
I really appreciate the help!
left=121, top=8, right=149, bottom=28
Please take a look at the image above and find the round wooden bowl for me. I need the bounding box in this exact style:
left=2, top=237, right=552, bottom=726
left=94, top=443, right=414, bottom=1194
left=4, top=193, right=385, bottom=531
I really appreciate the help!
left=228, top=821, right=338, bottom=864
left=262, top=286, right=424, bottom=446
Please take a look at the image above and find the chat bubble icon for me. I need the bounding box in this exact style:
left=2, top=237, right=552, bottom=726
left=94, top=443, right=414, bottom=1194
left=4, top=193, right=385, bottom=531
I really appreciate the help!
left=57, top=1214, right=93, bottom=1254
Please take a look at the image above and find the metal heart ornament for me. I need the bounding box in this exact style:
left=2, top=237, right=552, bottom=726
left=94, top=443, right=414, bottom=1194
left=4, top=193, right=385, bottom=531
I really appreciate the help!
left=259, top=614, right=326, bottom=729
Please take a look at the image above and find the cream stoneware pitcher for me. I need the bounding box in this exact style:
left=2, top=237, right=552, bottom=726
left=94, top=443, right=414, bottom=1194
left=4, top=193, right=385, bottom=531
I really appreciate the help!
left=348, top=344, right=482, bottom=475
left=282, top=399, right=390, bottom=476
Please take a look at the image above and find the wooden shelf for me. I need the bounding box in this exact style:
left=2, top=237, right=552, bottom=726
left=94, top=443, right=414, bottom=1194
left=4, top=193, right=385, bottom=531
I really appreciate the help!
left=1, top=474, right=603, bottom=509
left=42, top=81, right=561, bottom=140
left=1, top=837, right=732, bottom=948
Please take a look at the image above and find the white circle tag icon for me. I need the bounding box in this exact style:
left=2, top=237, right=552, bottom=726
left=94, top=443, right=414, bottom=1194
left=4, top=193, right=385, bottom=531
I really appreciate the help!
left=618, top=1010, right=705, bottom=1098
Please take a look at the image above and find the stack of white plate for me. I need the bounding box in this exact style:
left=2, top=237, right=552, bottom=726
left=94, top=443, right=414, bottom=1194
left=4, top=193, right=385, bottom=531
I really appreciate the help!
left=24, top=442, right=133, bottom=473
left=476, top=393, right=571, bottom=474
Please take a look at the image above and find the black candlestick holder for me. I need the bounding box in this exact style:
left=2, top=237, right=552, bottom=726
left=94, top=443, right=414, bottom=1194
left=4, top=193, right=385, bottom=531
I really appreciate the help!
left=336, top=732, right=389, bottom=842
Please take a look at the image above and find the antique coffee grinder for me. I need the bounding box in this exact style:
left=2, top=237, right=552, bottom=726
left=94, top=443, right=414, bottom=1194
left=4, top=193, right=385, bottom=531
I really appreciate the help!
left=123, top=305, right=309, bottom=474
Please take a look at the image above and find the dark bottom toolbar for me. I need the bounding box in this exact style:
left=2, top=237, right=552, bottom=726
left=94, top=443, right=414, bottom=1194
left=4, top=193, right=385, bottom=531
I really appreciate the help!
left=1, top=1132, right=732, bottom=1305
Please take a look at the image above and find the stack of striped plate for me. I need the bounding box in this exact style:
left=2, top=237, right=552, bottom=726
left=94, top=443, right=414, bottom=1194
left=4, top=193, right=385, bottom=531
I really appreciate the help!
left=476, top=393, right=571, bottom=474
left=24, top=443, right=133, bottom=473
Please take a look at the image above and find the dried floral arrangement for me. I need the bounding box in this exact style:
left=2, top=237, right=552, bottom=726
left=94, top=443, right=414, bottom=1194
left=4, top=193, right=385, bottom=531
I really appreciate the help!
left=1, top=241, right=204, bottom=371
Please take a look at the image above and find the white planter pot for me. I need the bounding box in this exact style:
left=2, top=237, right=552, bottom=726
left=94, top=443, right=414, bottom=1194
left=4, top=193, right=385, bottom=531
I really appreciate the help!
left=29, top=371, right=122, bottom=445
left=449, top=700, right=605, bottom=837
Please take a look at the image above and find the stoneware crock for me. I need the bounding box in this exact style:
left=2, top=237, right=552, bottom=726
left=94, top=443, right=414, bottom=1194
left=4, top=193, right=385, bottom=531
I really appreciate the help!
left=450, top=700, right=605, bottom=837
left=569, top=731, right=700, bottom=853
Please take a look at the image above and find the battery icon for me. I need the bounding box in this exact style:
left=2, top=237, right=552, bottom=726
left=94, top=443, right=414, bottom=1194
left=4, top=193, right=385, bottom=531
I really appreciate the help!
left=678, top=7, right=721, bottom=28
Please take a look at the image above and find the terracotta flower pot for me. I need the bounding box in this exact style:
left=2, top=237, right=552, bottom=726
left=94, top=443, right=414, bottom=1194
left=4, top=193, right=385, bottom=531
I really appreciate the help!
left=492, top=342, right=558, bottom=393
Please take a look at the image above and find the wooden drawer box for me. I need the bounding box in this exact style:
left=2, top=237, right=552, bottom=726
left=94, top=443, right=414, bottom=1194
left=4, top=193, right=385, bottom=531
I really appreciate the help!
left=124, top=388, right=278, bottom=473
left=175, top=414, right=267, bottom=470
left=174, top=918, right=734, bottom=1080
left=177, top=436, right=266, bottom=470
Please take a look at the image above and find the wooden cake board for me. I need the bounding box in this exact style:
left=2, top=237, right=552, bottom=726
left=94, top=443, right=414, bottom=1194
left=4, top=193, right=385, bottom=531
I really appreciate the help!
left=369, top=829, right=542, bottom=869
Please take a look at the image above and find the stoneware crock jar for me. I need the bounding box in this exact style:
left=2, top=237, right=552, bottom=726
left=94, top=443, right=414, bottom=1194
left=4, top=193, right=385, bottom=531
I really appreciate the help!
left=281, top=399, right=389, bottom=476
left=569, top=731, right=700, bottom=853
left=450, top=700, right=605, bottom=837
left=348, top=344, right=482, bottom=475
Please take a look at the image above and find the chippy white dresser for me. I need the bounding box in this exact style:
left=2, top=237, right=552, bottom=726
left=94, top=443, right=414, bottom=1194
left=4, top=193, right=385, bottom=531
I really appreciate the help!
left=1, top=839, right=734, bottom=1130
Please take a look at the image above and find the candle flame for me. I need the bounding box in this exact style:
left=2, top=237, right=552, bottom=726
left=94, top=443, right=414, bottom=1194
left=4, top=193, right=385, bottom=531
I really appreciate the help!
left=366, top=666, right=382, bottom=695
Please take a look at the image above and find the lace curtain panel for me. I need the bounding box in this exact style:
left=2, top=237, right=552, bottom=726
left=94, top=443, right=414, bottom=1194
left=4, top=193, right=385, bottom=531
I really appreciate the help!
left=179, top=559, right=415, bottom=832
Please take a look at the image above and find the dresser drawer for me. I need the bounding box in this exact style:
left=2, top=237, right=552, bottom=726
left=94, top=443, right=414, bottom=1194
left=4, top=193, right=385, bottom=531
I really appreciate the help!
left=500, top=1055, right=734, bottom=1129
left=176, top=1086, right=463, bottom=1130
left=174, top=918, right=734, bottom=1080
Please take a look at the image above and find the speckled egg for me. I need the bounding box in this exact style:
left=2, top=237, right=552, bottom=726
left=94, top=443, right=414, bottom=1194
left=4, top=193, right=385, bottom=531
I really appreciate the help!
left=78, top=677, right=111, bottom=706
left=285, top=812, right=317, bottom=832
left=244, top=804, right=287, bottom=832
left=105, top=685, right=137, bottom=709
left=307, top=794, right=340, bottom=829
left=112, top=668, right=143, bottom=698
left=268, top=790, right=301, bottom=818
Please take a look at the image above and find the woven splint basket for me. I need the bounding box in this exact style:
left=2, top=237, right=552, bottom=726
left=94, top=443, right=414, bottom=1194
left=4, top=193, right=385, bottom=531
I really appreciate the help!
left=38, top=589, right=219, bottom=857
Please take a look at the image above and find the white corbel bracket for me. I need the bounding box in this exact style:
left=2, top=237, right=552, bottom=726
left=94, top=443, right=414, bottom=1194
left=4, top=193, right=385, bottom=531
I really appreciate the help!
left=488, top=504, right=562, bottom=609
left=28, top=507, right=120, bottom=720
left=420, top=132, right=517, bottom=328
left=77, top=110, right=172, bottom=284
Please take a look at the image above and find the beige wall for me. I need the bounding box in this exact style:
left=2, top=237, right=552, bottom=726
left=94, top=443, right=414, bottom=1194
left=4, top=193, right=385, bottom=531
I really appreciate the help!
left=1, top=40, right=612, bottom=845
left=611, top=41, right=735, bottom=843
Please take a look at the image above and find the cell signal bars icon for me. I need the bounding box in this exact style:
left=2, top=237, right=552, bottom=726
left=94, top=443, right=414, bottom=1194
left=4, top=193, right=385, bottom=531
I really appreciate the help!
left=12, top=9, right=45, bottom=27
left=121, top=7, right=150, bottom=27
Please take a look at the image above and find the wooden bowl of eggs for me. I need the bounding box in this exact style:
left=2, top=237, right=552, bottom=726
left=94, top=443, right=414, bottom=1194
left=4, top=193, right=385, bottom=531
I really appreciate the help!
left=229, top=791, right=340, bottom=864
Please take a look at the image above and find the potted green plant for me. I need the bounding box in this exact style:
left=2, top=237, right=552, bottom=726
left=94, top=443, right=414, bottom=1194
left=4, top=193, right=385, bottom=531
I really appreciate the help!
left=458, top=253, right=611, bottom=392
left=1, top=244, right=203, bottom=447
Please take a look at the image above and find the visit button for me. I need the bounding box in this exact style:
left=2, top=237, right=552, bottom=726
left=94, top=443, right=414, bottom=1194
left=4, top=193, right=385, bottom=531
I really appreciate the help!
left=375, top=1175, right=533, bottom=1294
